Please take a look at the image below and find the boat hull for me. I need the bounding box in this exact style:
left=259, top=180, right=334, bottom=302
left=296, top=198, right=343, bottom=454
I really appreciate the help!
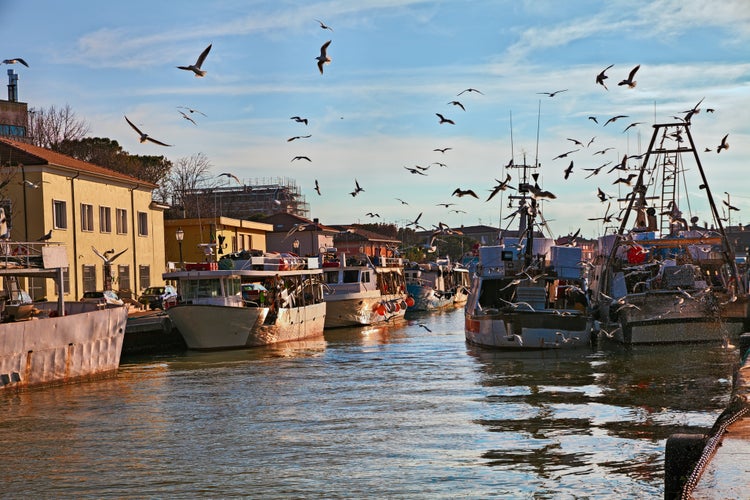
left=612, top=292, right=750, bottom=344
left=0, top=303, right=127, bottom=391
left=324, top=292, right=407, bottom=328
left=168, top=302, right=327, bottom=350
left=407, top=284, right=467, bottom=311
left=465, top=310, right=591, bottom=350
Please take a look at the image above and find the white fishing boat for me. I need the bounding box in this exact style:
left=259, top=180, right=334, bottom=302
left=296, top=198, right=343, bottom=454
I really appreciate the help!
left=589, top=121, right=749, bottom=344
left=464, top=161, right=592, bottom=350
left=405, top=258, right=470, bottom=311
left=320, top=249, right=410, bottom=328
left=0, top=242, right=128, bottom=391
left=164, top=255, right=326, bottom=350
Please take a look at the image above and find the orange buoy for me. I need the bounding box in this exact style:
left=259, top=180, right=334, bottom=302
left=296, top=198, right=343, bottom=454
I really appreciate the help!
left=405, top=296, right=415, bottom=308
left=376, top=304, right=386, bottom=315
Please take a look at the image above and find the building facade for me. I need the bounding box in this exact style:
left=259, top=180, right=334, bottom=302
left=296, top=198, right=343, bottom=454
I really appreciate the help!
left=0, top=138, right=167, bottom=300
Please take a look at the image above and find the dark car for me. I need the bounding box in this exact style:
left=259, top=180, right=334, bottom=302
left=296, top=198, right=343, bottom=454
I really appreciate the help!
left=138, top=285, right=178, bottom=310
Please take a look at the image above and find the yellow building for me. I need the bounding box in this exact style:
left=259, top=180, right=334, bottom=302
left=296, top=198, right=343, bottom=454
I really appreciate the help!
left=164, top=217, right=273, bottom=267
left=0, top=137, right=167, bottom=300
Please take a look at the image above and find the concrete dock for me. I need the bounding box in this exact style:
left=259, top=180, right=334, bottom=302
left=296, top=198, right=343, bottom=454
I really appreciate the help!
left=666, top=334, right=750, bottom=498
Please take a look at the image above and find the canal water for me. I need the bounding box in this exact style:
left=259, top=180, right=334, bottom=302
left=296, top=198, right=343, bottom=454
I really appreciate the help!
left=0, top=308, right=738, bottom=498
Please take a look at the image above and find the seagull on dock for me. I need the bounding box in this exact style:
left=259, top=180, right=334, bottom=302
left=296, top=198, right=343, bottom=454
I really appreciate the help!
left=177, top=44, right=212, bottom=77
left=124, top=116, right=171, bottom=146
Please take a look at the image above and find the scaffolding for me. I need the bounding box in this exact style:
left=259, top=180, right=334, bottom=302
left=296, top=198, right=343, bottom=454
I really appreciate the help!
left=179, top=176, right=309, bottom=220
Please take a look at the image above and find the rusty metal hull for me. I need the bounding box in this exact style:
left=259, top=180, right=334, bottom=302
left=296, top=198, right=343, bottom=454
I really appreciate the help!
left=324, top=291, right=407, bottom=328
left=616, top=291, right=750, bottom=344
left=0, top=303, right=128, bottom=391
left=168, top=302, right=327, bottom=350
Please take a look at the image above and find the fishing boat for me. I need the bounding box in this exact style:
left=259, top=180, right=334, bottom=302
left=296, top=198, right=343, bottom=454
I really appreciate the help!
left=320, top=249, right=411, bottom=328
left=0, top=242, right=128, bottom=391
left=464, top=160, right=592, bottom=350
left=163, top=254, right=326, bottom=350
left=405, top=258, right=470, bottom=311
left=589, top=121, right=749, bottom=344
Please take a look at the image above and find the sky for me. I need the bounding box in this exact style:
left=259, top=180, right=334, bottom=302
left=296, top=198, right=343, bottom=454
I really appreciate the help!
left=1, top=0, right=749, bottom=238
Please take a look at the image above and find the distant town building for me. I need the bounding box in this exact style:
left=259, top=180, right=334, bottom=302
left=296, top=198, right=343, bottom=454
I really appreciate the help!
left=0, top=69, right=29, bottom=140
left=175, top=177, right=310, bottom=221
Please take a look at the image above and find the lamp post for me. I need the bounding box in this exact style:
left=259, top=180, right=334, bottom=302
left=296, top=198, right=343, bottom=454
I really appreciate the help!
left=176, top=227, right=184, bottom=270
left=293, top=238, right=300, bottom=255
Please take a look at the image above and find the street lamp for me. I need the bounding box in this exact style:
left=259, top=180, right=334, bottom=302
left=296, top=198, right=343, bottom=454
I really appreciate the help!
left=293, top=238, right=300, bottom=255
left=176, top=227, right=184, bottom=270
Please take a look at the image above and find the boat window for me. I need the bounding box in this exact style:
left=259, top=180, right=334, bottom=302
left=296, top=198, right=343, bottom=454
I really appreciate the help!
left=361, top=271, right=370, bottom=283
left=325, top=271, right=338, bottom=284
left=343, top=270, right=359, bottom=283
left=181, top=278, right=222, bottom=299
left=225, top=276, right=242, bottom=296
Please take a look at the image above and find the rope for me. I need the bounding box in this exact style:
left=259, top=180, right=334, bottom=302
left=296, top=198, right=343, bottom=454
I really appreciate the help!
left=680, top=398, right=750, bottom=498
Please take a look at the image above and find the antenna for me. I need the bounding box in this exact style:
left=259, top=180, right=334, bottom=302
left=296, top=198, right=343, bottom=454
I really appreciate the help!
left=535, top=100, right=541, bottom=168
left=509, top=110, right=514, bottom=162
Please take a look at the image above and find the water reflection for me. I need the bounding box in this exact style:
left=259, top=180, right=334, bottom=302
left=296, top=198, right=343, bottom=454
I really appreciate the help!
left=466, top=341, right=737, bottom=494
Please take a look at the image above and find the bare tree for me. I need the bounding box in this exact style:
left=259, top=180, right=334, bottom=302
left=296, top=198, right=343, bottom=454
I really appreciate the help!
left=28, top=104, right=90, bottom=149
left=158, top=152, right=215, bottom=217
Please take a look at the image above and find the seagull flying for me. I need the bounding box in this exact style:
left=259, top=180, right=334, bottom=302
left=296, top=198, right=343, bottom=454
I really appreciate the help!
left=457, top=88, right=484, bottom=95
left=177, top=44, right=212, bottom=77
left=314, top=179, right=321, bottom=195
left=315, top=19, right=333, bottom=31
left=2, top=58, right=29, bottom=67
left=596, top=64, right=614, bottom=90
left=219, top=172, right=242, bottom=184
left=177, top=106, right=206, bottom=116
left=452, top=188, right=479, bottom=199
left=436, top=113, right=454, bottom=125
left=717, top=134, right=729, bottom=153
left=447, top=100, right=465, bottom=111
left=618, top=64, right=640, bottom=88
left=287, top=134, right=312, bottom=142
left=290, top=116, right=308, bottom=125
left=292, top=156, right=312, bottom=162
left=604, top=115, right=628, bottom=126
left=178, top=110, right=197, bottom=125
left=537, top=89, right=568, bottom=97
left=124, top=116, right=172, bottom=146
left=316, top=40, right=332, bottom=74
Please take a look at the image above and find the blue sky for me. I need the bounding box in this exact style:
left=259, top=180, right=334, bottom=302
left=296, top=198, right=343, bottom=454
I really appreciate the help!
left=2, top=0, right=749, bottom=237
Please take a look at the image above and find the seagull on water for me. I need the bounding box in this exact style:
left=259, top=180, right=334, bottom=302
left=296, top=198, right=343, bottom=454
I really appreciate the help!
left=177, top=44, right=212, bottom=77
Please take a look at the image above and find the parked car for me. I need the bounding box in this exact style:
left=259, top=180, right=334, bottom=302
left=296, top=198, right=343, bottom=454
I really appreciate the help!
left=80, top=290, right=124, bottom=307
left=138, top=285, right=179, bottom=310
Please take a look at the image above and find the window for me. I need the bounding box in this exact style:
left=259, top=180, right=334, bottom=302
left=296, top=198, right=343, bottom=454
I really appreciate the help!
left=116, top=208, right=127, bottom=234
left=361, top=271, right=371, bottom=283
left=99, top=206, right=111, bottom=233
left=139, top=265, right=150, bottom=290
left=118, top=265, right=130, bottom=292
left=232, top=236, right=237, bottom=253
left=53, top=200, right=67, bottom=229
left=54, top=269, right=71, bottom=296
left=82, top=265, right=97, bottom=292
left=137, top=212, right=148, bottom=236
left=81, top=203, right=94, bottom=232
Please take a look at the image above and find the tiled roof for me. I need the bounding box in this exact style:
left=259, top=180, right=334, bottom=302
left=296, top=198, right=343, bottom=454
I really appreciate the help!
left=0, top=137, right=157, bottom=188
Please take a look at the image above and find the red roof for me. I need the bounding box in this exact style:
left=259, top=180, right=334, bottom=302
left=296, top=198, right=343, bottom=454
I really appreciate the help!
left=0, top=137, right=157, bottom=188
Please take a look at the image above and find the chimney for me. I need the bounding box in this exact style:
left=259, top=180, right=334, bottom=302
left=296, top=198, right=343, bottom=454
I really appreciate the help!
left=7, top=69, right=18, bottom=102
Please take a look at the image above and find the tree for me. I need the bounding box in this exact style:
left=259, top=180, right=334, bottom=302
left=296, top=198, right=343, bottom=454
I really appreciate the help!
left=28, top=104, right=90, bottom=149
left=56, top=137, right=172, bottom=186
left=158, top=152, right=215, bottom=217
